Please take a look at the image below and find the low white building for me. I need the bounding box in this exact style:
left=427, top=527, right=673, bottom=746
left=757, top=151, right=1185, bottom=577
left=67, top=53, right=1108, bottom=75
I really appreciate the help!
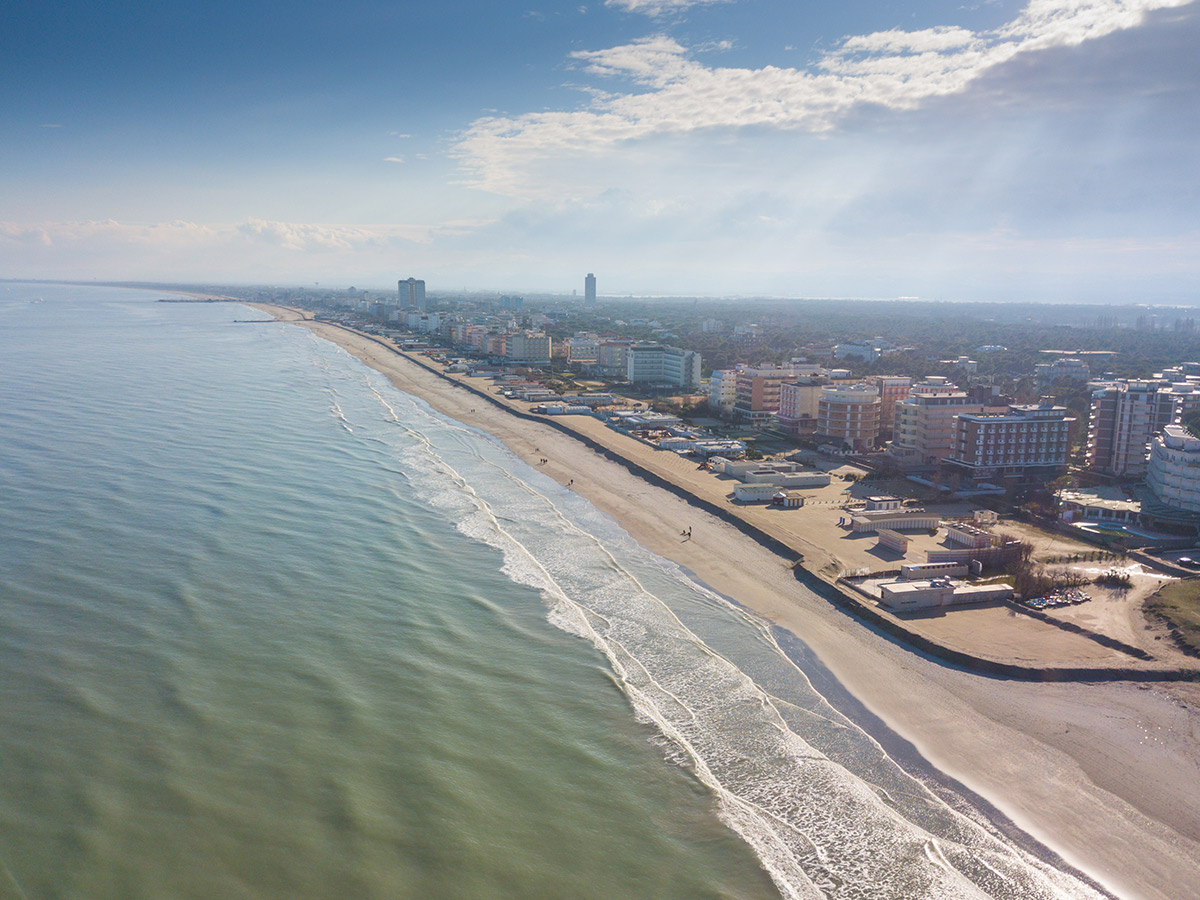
left=864, top=496, right=901, bottom=511
left=834, top=342, right=881, bottom=362
left=879, top=578, right=1013, bottom=611
left=944, top=523, right=993, bottom=548
left=713, top=459, right=832, bottom=488
left=1057, top=488, right=1142, bottom=524
left=691, top=439, right=747, bottom=458
left=734, top=483, right=781, bottom=502
left=849, top=508, right=940, bottom=533
left=900, top=562, right=968, bottom=579
left=400, top=311, right=440, bottom=333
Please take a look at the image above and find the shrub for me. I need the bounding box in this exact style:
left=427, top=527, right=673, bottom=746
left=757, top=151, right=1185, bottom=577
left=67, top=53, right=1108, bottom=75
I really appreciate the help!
left=1095, top=569, right=1133, bottom=589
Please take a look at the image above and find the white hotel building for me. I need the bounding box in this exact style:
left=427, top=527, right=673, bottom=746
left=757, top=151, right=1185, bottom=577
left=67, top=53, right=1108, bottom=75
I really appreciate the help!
left=707, top=368, right=739, bottom=414
left=1146, top=425, right=1200, bottom=513
left=626, top=343, right=702, bottom=390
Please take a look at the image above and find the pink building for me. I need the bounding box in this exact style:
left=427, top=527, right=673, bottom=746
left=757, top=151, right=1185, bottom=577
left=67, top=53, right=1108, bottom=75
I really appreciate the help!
left=874, top=376, right=913, bottom=435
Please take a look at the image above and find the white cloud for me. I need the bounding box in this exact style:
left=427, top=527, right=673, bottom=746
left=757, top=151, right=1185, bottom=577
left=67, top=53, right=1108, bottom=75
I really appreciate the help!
left=383, top=156, right=406, bottom=163
left=836, top=26, right=980, bottom=55
left=454, top=0, right=1195, bottom=196
left=604, top=0, right=732, bottom=17
left=571, top=35, right=698, bottom=86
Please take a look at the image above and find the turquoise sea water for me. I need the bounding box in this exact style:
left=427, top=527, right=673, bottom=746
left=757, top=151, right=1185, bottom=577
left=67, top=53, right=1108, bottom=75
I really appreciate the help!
left=0, top=284, right=1105, bottom=900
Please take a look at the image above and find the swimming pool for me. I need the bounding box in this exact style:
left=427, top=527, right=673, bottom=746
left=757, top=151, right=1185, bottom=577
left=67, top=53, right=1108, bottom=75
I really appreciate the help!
left=1074, top=521, right=1163, bottom=540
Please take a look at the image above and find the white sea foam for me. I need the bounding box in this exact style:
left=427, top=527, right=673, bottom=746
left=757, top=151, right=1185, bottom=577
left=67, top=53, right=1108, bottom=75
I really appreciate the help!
left=324, top=389, right=353, bottom=433
left=329, top=360, right=1106, bottom=900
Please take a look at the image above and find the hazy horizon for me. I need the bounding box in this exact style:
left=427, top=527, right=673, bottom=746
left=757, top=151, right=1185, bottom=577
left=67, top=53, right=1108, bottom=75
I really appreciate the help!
left=4, top=0, right=1199, bottom=302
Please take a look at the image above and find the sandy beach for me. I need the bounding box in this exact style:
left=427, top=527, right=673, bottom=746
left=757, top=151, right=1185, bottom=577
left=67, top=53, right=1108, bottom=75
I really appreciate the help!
left=254, top=304, right=1200, bottom=900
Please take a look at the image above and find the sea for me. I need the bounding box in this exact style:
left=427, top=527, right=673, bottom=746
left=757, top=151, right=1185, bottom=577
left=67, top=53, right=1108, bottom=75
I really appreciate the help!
left=0, top=283, right=1107, bottom=900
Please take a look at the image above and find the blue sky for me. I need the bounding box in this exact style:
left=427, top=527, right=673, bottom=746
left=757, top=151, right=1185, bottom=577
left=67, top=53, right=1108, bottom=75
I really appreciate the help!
left=2, top=0, right=1197, bottom=301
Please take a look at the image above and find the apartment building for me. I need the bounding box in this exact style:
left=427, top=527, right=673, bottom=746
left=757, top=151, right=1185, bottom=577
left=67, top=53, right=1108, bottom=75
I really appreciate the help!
left=504, top=331, right=552, bottom=365
left=398, top=277, right=426, bottom=309
left=946, top=400, right=1073, bottom=482
left=733, top=364, right=821, bottom=425
left=563, top=333, right=601, bottom=365
left=816, top=383, right=881, bottom=451
left=625, top=343, right=702, bottom=389
left=595, top=340, right=635, bottom=376
left=886, top=379, right=981, bottom=469
left=873, top=376, right=913, bottom=435
left=776, top=378, right=827, bottom=434
left=707, top=368, right=740, bottom=414
left=1086, top=380, right=1174, bottom=478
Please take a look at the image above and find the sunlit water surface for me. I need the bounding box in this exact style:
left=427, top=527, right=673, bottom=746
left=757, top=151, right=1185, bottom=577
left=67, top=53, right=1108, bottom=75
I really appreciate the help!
left=0, top=284, right=1104, bottom=900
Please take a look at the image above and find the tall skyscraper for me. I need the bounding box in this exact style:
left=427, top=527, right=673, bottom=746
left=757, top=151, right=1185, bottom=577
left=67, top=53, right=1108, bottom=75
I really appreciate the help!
left=398, top=277, right=426, bottom=310
left=584, top=273, right=596, bottom=308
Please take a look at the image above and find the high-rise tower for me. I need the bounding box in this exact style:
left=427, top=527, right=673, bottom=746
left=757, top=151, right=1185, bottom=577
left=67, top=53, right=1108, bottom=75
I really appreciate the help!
left=398, top=277, right=426, bottom=309
left=584, top=273, right=596, bottom=308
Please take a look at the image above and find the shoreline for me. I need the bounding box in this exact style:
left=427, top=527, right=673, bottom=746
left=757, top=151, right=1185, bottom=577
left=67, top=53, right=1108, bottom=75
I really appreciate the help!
left=252, top=303, right=1200, bottom=900
left=306, top=318, right=1198, bottom=681
left=683, top=566, right=1117, bottom=898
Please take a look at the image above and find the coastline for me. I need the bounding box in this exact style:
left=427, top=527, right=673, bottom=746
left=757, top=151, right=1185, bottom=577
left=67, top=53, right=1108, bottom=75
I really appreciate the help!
left=251, top=303, right=1200, bottom=900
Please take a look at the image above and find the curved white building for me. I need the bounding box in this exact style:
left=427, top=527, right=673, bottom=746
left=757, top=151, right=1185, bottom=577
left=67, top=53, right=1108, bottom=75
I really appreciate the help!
left=1146, top=425, right=1200, bottom=513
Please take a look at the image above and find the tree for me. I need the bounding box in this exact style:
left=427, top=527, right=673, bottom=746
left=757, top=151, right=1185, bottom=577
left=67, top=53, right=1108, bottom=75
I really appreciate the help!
left=1047, top=474, right=1077, bottom=495
left=1182, top=410, right=1200, bottom=439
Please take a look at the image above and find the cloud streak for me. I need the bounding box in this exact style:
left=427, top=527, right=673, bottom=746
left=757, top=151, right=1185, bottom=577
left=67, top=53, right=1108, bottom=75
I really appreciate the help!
left=455, top=0, right=1195, bottom=195
left=0, top=218, right=494, bottom=280
left=604, top=0, right=731, bottom=18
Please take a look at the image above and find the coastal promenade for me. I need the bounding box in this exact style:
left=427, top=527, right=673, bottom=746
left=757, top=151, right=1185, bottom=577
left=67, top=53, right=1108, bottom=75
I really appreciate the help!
left=251, top=303, right=1200, bottom=900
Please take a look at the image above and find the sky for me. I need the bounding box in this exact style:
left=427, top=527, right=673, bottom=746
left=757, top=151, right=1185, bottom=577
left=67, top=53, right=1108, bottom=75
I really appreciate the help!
left=2, top=0, right=1198, bottom=301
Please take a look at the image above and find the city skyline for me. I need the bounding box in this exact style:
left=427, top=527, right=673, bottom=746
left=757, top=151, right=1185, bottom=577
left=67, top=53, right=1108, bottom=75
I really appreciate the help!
left=3, top=0, right=1199, bottom=302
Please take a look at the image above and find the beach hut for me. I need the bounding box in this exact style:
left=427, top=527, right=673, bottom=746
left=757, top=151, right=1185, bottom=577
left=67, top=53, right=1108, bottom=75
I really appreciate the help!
left=772, top=491, right=805, bottom=509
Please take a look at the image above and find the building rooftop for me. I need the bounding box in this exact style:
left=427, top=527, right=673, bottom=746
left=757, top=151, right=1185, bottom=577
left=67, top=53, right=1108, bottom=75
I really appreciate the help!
left=1058, top=489, right=1142, bottom=515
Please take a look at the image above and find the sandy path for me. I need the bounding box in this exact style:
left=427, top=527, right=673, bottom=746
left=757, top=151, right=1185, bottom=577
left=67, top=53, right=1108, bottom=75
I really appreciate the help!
left=252, top=306, right=1200, bottom=900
